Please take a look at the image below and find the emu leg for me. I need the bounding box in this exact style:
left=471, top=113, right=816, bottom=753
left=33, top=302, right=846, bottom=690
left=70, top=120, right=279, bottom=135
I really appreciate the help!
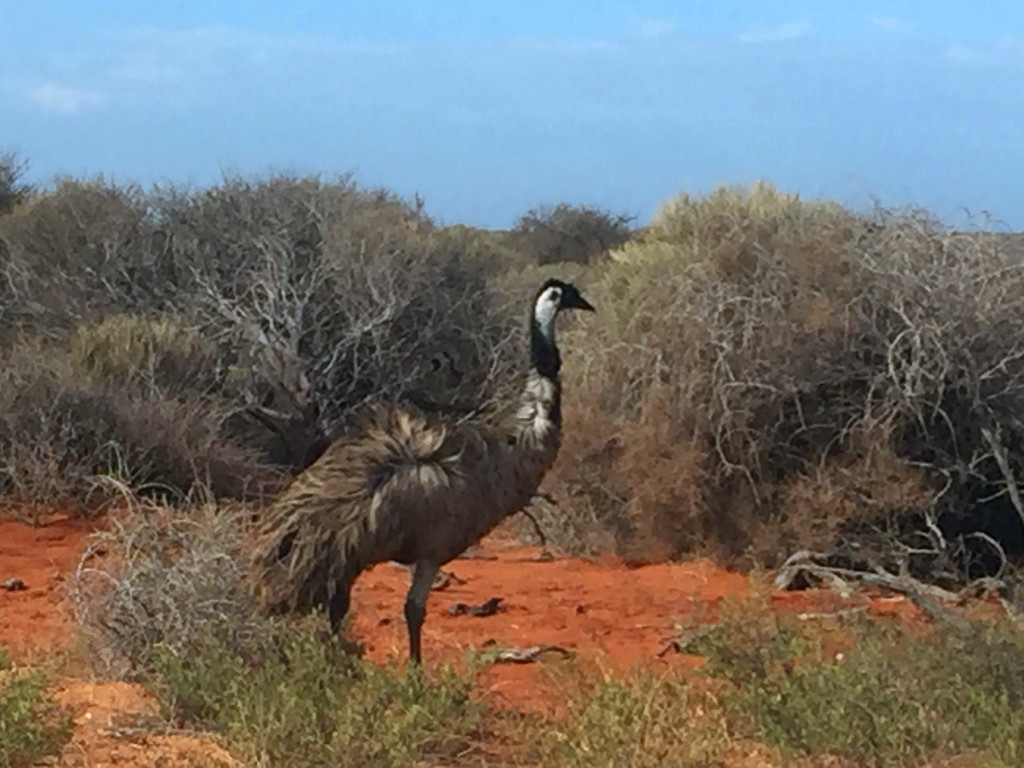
left=328, top=584, right=351, bottom=635
left=405, top=561, right=440, bottom=665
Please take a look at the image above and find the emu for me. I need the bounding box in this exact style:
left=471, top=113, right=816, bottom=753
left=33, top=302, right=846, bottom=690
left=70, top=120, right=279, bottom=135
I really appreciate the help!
left=252, top=278, right=594, bottom=663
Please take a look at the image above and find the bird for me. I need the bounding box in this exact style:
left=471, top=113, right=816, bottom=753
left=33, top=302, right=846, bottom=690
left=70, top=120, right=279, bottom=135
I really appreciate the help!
left=251, top=278, right=594, bottom=664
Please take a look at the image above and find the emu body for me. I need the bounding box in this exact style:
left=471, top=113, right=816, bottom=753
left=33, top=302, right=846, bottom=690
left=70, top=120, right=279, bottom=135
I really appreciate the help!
left=252, top=279, right=592, bottom=663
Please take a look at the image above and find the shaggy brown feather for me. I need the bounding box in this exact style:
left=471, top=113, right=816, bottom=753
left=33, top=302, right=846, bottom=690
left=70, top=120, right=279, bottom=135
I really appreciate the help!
left=252, top=381, right=559, bottom=614
left=249, top=278, right=590, bottom=661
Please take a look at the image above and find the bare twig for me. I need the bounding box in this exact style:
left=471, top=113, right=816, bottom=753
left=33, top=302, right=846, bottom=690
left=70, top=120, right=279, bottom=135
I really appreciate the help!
left=981, top=425, right=1024, bottom=530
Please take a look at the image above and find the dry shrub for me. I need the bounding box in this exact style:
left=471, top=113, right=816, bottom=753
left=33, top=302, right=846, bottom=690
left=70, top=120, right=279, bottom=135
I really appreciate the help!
left=512, top=203, right=634, bottom=265
left=70, top=499, right=280, bottom=675
left=0, top=648, right=73, bottom=768
left=1, top=172, right=521, bottom=508
left=540, top=389, right=706, bottom=561
left=548, top=182, right=1024, bottom=580
left=0, top=177, right=154, bottom=333
left=749, top=422, right=934, bottom=566
left=615, top=387, right=706, bottom=562
left=529, top=396, right=623, bottom=556
left=0, top=338, right=273, bottom=513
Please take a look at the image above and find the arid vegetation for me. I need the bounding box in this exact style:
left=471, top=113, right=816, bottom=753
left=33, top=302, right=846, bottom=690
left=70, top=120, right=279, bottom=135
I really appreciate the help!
left=60, top=500, right=1024, bottom=767
left=546, top=184, right=1024, bottom=589
left=0, top=645, right=73, bottom=768
left=7, top=153, right=1024, bottom=764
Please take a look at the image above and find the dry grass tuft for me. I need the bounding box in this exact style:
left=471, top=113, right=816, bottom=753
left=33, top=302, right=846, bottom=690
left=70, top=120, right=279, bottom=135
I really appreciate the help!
left=69, top=494, right=281, bottom=676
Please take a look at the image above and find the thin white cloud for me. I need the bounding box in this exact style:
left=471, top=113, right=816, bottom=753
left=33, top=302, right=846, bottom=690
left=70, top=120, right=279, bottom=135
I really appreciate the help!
left=946, top=36, right=1024, bottom=64
left=110, top=48, right=185, bottom=84
left=870, top=16, right=906, bottom=31
left=520, top=38, right=617, bottom=54
left=28, top=82, right=105, bottom=113
left=635, top=18, right=676, bottom=39
left=947, top=44, right=975, bottom=62
left=738, top=21, right=813, bottom=44
left=118, top=24, right=355, bottom=59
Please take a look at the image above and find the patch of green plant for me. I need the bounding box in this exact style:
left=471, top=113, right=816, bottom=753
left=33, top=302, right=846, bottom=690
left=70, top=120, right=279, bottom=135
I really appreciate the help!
left=699, top=615, right=1024, bottom=767
left=71, top=313, right=217, bottom=394
left=682, top=614, right=806, bottom=685
left=528, top=616, right=1024, bottom=768
left=533, top=671, right=733, bottom=768
left=146, top=617, right=481, bottom=768
left=0, top=650, right=73, bottom=768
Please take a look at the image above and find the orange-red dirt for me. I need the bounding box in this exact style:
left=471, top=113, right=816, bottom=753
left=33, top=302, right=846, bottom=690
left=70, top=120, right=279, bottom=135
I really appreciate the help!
left=0, top=514, right=92, bottom=658
left=0, top=514, right=930, bottom=765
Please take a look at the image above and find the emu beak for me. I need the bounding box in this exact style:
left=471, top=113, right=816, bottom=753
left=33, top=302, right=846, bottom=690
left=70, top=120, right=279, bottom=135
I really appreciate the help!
left=570, top=294, right=596, bottom=312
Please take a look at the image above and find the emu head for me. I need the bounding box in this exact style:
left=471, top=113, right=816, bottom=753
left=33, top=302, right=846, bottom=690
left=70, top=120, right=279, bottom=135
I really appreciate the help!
left=532, top=279, right=595, bottom=339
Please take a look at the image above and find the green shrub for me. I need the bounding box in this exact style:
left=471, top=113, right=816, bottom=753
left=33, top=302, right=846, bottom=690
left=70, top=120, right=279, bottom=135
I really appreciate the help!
left=532, top=614, right=1024, bottom=767
left=71, top=314, right=218, bottom=394
left=686, top=613, right=1024, bottom=766
left=148, top=624, right=479, bottom=768
left=0, top=649, right=73, bottom=768
left=534, top=672, right=733, bottom=768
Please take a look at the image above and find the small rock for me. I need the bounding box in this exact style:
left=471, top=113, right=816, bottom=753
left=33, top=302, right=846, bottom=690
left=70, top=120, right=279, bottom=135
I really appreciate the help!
left=3, top=578, right=26, bottom=592
left=490, top=644, right=574, bottom=664
left=447, top=596, right=503, bottom=617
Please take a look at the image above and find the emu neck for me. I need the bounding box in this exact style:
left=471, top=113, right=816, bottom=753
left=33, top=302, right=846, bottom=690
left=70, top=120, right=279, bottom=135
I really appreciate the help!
left=514, top=313, right=562, bottom=448
left=464, top=306, right=563, bottom=547
left=530, top=314, right=560, bottom=381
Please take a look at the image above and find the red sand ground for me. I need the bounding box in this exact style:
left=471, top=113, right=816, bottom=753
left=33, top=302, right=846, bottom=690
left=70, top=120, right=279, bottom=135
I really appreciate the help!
left=0, top=514, right=929, bottom=766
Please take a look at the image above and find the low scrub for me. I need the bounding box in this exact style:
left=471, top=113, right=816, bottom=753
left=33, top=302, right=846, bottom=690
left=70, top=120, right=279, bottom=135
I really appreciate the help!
left=547, top=182, right=1024, bottom=582
left=1, top=172, right=521, bottom=507
left=0, top=647, right=73, bottom=768
left=148, top=627, right=479, bottom=768
left=534, top=613, right=1024, bottom=767
left=71, top=498, right=480, bottom=766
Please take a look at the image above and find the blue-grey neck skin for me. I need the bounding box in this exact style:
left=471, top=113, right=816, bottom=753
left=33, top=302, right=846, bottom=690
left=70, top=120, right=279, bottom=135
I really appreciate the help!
left=529, top=285, right=562, bottom=381
left=530, top=316, right=561, bottom=381
left=518, top=287, right=564, bottom=435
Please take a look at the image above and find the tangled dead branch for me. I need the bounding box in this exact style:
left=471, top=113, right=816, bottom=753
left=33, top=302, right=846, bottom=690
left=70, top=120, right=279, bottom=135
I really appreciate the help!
left=551, top=185, right=1024, bottom=586
left=774, top=550, right=988, bottom=626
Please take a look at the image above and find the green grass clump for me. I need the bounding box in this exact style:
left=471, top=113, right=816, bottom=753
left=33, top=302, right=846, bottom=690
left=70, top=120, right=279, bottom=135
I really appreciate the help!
left=535, top=672, right=733, bottom=768
left=71, top=314, right=218, bottom=394
left=147, top=618, right=481, bottom=767
left=0, top=647, right=73, bottom=768
left=689, top=615, right=1024, bottom=767
left=530, top=614, right=1024, bottom=768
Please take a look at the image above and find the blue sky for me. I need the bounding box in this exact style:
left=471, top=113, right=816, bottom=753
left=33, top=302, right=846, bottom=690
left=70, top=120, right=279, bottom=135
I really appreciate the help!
left=3, top=1, right=1024, bottom=228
